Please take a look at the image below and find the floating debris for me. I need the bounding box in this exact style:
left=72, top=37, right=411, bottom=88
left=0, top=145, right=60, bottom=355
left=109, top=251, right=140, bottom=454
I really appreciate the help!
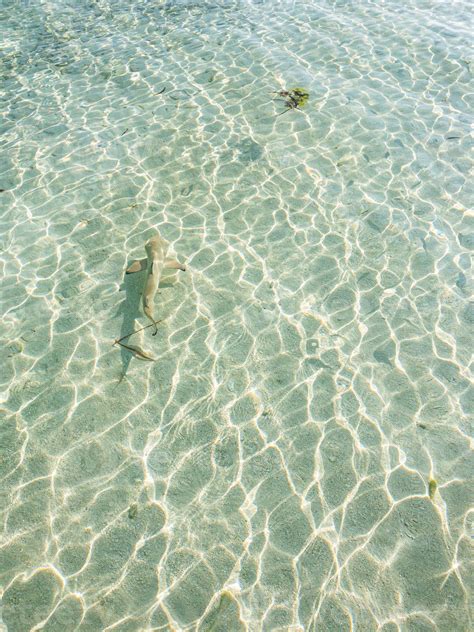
left=428, top=478, right=437, bottom=500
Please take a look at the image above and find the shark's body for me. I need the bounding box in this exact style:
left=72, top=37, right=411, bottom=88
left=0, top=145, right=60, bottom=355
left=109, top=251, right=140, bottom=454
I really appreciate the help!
left=142, top=234, right=168, bottom=333
left=126, top=232, right=185, bottom=334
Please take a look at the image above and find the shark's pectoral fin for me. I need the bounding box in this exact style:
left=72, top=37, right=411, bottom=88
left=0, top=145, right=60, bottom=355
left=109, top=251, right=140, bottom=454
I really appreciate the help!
left=126, top=258, right=147, bottom=274
left=165, top=259, right=186, bottom=271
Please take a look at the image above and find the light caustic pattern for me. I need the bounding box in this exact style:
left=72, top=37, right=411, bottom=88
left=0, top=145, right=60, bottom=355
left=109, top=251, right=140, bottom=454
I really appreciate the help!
left=0, top=0, right=473, bottom=630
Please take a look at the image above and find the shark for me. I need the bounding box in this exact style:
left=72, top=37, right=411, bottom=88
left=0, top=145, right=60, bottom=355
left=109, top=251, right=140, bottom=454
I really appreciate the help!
left=126, top=232, right=186, bottom=334
left=114, top=339, right=156, bottom=361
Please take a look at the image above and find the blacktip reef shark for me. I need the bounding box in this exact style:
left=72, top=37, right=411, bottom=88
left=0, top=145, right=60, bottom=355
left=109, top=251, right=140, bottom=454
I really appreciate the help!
left=126, top=232, right=186, bottom=335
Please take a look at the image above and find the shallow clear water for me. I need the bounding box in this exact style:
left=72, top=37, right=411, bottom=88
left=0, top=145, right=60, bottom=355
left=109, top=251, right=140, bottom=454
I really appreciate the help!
left=1, top=0, right=473, bottom=630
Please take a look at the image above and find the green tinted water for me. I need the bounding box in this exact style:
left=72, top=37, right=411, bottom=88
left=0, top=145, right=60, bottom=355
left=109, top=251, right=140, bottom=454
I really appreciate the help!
left=1, top=1, right=472, bottom=630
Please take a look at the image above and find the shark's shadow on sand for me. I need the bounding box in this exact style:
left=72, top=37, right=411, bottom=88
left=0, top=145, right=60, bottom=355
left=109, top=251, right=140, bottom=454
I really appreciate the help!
left=115, top=269, right=144, bottom=378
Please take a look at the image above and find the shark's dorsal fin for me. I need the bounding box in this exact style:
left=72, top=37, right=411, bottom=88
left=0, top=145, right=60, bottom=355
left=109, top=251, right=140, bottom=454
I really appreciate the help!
left=126, top=258, right=147, bottom=274
left=151, top=261, right=160, bottom=276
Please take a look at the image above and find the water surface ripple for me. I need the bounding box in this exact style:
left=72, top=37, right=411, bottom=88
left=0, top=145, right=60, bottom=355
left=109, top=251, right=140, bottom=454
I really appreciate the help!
left=1, top=0, right=473, bottom=630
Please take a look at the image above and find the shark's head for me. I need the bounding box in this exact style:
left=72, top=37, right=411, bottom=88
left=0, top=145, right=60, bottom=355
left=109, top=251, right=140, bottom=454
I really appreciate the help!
left=145, top=233, right=169, bottom=259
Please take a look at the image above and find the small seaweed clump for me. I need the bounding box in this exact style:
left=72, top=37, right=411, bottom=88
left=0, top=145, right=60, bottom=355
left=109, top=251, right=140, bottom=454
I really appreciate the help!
left=288, top=87, right=309, bottom=107
left=273, top=87, right=309, bottom=116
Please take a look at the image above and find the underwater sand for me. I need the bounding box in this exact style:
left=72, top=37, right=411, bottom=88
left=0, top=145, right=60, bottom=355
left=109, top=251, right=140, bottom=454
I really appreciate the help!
left=1, top=0, right=473, bottom=630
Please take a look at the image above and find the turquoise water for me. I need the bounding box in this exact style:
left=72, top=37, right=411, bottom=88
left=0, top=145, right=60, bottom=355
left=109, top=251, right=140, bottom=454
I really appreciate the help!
left=1, top=0, right=473, bottom=630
